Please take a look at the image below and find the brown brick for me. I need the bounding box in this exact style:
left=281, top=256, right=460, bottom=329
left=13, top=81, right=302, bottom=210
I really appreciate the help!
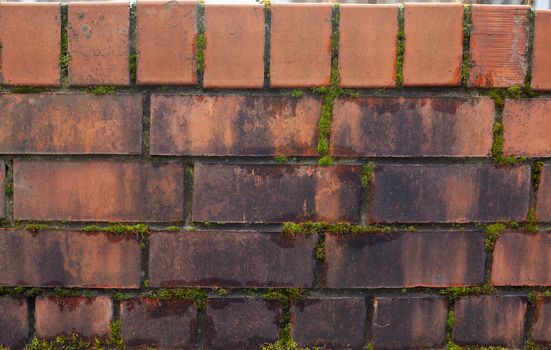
left=0, top=297, right=28, bottom=349
left=204, top=5, right=264, bottom=88
left=0, top=3, right=60, bottom=86
left=150, top=95, right=321, bottom=156
left=193, top=164, right=361, bottom=223
left=330, top=97, right=494, bottom=157
left=270, top=4, right=332, bottom=87
left=372, top=295, right=448, bottom=350
left=531, top=297, right=551, bottom=346
left=325, top=231, right=484, bottom=288
left=537, top=164, right=551, bottom=221
left=68, top=3, right=129, bottom=86
left=291, top=297, right=366, bottom=350
left=503, top=99, right=551, bottom=157
left=120, top=298, right=197, bottom=349
left=0, top=230, right=140, bottom=288
left=206, top=298, right=280, bottom=350
left=491, top=231, right=551, bottom=286
left=403, top=3, right=463, bottom=86
left=136, top=0, right=197, bottom=85
left=14, top=161, right=184, bottom=222
left=150, top=231, right=317, bottom=288
left=469, top=5, right=529, bottom=88
left=369, top=164, right=531, bottom=223
left=532, top=10, right=551, bottom=91
left=35, top=296, right=112, bottom=339
left=453, top=295, right=527, bottom=348
left=0, top=94, right=142, bottom=155
left=338, top=4, right=397, bottom=88
left=0, top=160, right=4, bottom=219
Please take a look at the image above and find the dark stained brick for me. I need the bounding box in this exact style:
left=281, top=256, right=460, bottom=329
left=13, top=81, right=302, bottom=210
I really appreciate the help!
left=325, top=231, right=485, bottom=288
left=0, top=160, right=4, bottom=219
left=149, top=231, right=317, bottom=288
left=536, top=164, right=551, bottom=221
left=0, top=297, right=28, bottom=349
left=531, top=297, right=551, bottom=346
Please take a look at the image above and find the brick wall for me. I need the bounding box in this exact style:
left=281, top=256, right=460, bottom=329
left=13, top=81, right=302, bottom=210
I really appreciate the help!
left=0, top=1, right=550, bottom=350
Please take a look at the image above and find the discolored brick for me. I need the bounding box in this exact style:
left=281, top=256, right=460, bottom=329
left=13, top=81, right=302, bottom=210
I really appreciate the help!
left=193, top=164, right=361, bottom=223
left=0, top=94, right=142, bottom=155
left=503, top=99, right=551, bottom=157
left=403, top=3, right=463, bottom=86
left=330, top=97, right=494, bottom=157
left=536, top=164, right=551, bottom=222
left=532, top=10, right=551, bottom=91
left=0, top=160, right=4, bottom=219
left=150, top=95, right=321, bottom=156
left=14, top=160, right=184, bottom=222
left=0, top=3, right=60, bottom=86
left=136, top=0, right=197, bottom=85
left=120, top=298, right=198, bottom=349
left=369, top=164, right=531, bottom=223
left=325, top=231, right=485, bottom=288
left=0, top=230, right=140, bottom=288
left=0, top=297, right=28, bottom=349
left=35, top=296, right=112, bottom=339
left=531, top=297, right=551, bottom=345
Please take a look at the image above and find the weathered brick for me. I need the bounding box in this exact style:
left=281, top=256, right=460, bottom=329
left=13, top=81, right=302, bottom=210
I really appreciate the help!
left=325, top=231, right=485, bottom=288
left=193, top=164, right=361, bottom=223
left=150, top=95, right=321, bottom=156
left=503, top=99, right=551, bottom=157
left=0, top=230, right=140, bottom=288
left=0, top=94, right=142, bottom=155
left=338, top=4, right=397, bottom=88
left=330, top=97, right=494, bottom=157
left=14, top=161, right=184, bottom=222
left=532, top=10, right=551, bottom=91
left=35, top=296, right=112, bottom=339
left=270, top=4, right=332, bottom=87
left=403, top=3, right=463, bottom=86
left=150, top=231, right=317, bottom=288
left=136, top=0, right=197, bottom=85
left=203, top=5, right=264, bottom=88
left=0, top=297, right=28, bottom=349
left=205, top=298, right=280, bottom=350
left=120, top=298, right=197, bottom=349
left=68, top=3, right=129, bottom=85
left=0, top=160, right=4, bottom=219
left=369, top=164, right=531, bottom=223
left=0, top=3, right=60, bottom=86
left=531, top=297, right=551, bottom=345
left=537, top=164, right=551, bottom=221
left=372, top=295, right=448, bottom=350
left=291, top=297, right=366, bottom=350
left=469, top=5, right=529, bottom=87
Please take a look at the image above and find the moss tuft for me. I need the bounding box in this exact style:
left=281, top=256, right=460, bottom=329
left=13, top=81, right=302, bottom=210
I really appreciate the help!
left=24, top=224, right=51, bottom=232
left=129, top=53, right=138, bottom=82
left=274, top=155, right=288, bottom=164
left=0, top=286, right=42, bottom=297
left=525, top=208, right=538, bottom=233
left=5, top=179, right=13, bottom=195
left=282, top=221, right=394, bottom=237
left=147, top=288, right=207, bottom=310
left=439, top=284, right=497, bottom=301
left=196, top=33, right=206, bottom=73
left=484, top=223, right=506, bottom=252
left=315, top=237, right=326, bottom=261
left=290, top=89, right=304, bottom=98
left=262, top=338, right=320, bottom=350
left=491, top=121, right=526, bottom=165
left=86, top=86, right=116, bottom=95
left=82, top=223, right=150, bottom=237
left=361, top=162, right=375, bottom=189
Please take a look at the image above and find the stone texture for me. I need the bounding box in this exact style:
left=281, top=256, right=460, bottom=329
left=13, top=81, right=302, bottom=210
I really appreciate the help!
left=503, top=99, right=551, bottom=157
left=536, top=164, right=551, bottom=222
left=0, top=297, right=28, bottom=349
left=531, top=297, right=551, bottom=346
left=532, top=10, right=551, bottom=91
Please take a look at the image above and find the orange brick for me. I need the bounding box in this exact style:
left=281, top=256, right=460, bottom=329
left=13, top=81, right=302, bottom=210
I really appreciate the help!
left=0, top=3, right=60, bottom=86
left=532, top=10, right=551, bottom=91
left=403, top=3, right=463, bottom=86
left=270, top=4, right=332, bottom=87
left=204, top=4, right=265, bottom=88
left=338, top=4, right=397, bottom=88
left=0, top=160, right=4, bottom=219
left=503, top=99, right=551, bottom=157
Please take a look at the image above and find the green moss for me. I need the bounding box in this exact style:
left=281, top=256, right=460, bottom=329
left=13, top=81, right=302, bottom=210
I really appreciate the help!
left=405, top=225, right=417, bottom=232
left=214, top=287, right=229, bottom=296
left=361, top=162, right=375, bottom=189
left=86, top=86, right=116, bottom=95
left=282, top=221, right=394, bottom=237
left=525, top=340, right=546, bottom=350
left=82, top=223, right=150, bottom=237
left=274, top=155, right=288, bottom=164
left=59, top=30, right=70, bottom=74
left=196, top=33, right=206, bottom=73
left=525, top=208, right=538, bottom=233
left=166, top=226, right=180, bottom=232
left=461, top=4, right=473, bottom=87
left=506, top=85, right=523, bottom=99
left=143, top=279, right=150, bottom=288
left=5, top=179, right=13, bottom=195
left=395, top=4, right=405, bottom=87
left=439, top=285, right=497, bottom=301
left=315, top=238, right=325, bottom=261
left=24, top=224, right=51, bottom=232
left=491, top=121, right=525, bottom=165
left=366, top=343, right=374, bottom=350
left=484, top=223, right=506, bottom=252
left=50, top=288, right=94, bottom=298
left=114, top=292, right=133, bottom=301
left=0, top=286, right=42, bottom=297
left=262, top=338, right=320, bottom=350
left=290, top=89, right=304, bottom=98
left=129, top=53, right=138, bottom=82
left=147, top=288, right=207, bottom=310
left=528, top=288, right=551, bottom=305
left=318, top=155, right=333, bottom=166
left=11, top=87, right=47, bottom=94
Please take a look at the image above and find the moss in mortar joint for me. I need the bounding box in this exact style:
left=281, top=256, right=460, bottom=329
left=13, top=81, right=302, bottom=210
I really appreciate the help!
left=439, top=284, right=497, bottom=301
left=85, top=86, right=117, bottom=95
left=461, top=4, right=473, bottom=87
left=491, top=121, right=526, bottom=166
left=484, top=223, right=506, bottom=252
left=528, top=288, right=551, bottom=305
left=0, top=286, right=43, bottom=297
left=81, top=223, right=150, bottom=238
left=146, top=288, right=207, bottom=310
left=11, top=87, right=48, bottom=94
left=290, top=89, right=304, bottom=98
left=395, top=4, right=405, bottom=88
left=282, top=221, right=395, bottom=237
left=361, top=162, right=375, bottom=189
left=24, top=223, right=52, bottom=232
left=129, top=53, right=138, bottom=82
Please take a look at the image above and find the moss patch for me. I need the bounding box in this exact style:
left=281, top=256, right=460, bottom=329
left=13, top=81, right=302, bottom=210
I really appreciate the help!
left=196, top=33, right=206, bottom=73
left=129, top=53, right=138, bottom=82
left=290, top=89, right=304, bottom=98
left=274, top=155, right=288, bottom=164
left=395, top=4, right=405, bottom=87
left=439, top=285, right=497, bottom=301
left=461, top=4, right=473, bottom=87
left=24, top=224, right=51, bottom=232
left=86, top=86, right=116, bottom=95
left=361, top=162, right=375, bottom=189
left=147, top=288, right=207, bottom=310
left=0, top=286, right=42, bottom=297
left=491, top=121, right=525, bottom=165
left=282, top=221, right=394, bottom=237
left=484, top=223, right=506, bottom=252
left=82, top=223, right=150, bottom=237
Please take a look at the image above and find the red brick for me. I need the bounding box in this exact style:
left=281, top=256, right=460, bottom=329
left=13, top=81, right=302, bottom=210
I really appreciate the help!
left=120, top=298, right=197, bottom=349
left=338, top=4, right=397, bottom=88
left=532, top=10, right=551, bottom=91
left=14, top=161, right=184, bottom=222
left=469, top=5, right=529, bottom=88
left=0, top=297, right=28, bottom=349
left=369, top=164, right=531, bottom=223
left=291, top=297, right=366, bottom=349
left=330, top=97, right=494, bottom=157
left=531, top=297, right=551, bottom=346
left=150, top=95, right=321, bottom=156
left=193, top=164, right=361, bottom=223
left=136, top=0, right=197, bottom=85
left=325, top=231, right=484, bottom=288
left=453, top=295, right=527, bottom=348
left=149, top=231, right=317, bottom=288
left=35, top=296, right=112, bottom=339
left=0, top=160, right=4, bottom=219
left=403, top=3, right=463, bottom=86
left=0, top=230, right=140, bottom=288
left=537, top=164, right=551, bottom=221
left=491, top=231, right=551, bottom=286
left=68, top=3, right=129, bottom=86
left=503, top=99, right=551, bottom=157
left=0, top=94, right=142, bottom=155
left=203, top=5, right=264, bottom=88
left=270, top=4, right=332, bottom=87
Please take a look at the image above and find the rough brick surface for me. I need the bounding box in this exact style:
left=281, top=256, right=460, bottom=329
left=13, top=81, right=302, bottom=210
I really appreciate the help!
left=325, top=231, right=485, bottom=288
left=0, top=297, right=28, bottom=349
left=0, top=3, right=60, bottom=86
left=0, top=160, right=4, bottom=219
left=403, top=3, right=463, bottom=86
left=531, top=297, right=551, bottom=345
left=369, top=164, right=531, bottom=223
left=0, top=94, right=142, bottom=155
left=532, top=10, right=551, bottom=91
left=193, top=164, right=361, bottom=223
left=14, top=160, right=184, bottom=222
left=150, top=95, right=321, bottom=156
left=536, top=164, right=551, bottom=221
left=330, top=97, right=494, bottom=157
left=136, top=0, right=197, bottom=85
left=150, top=231, right=317, bottom=288
left=503, top=99, right=551, bottom=157
left=120, top=298, right=197, bottom=349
